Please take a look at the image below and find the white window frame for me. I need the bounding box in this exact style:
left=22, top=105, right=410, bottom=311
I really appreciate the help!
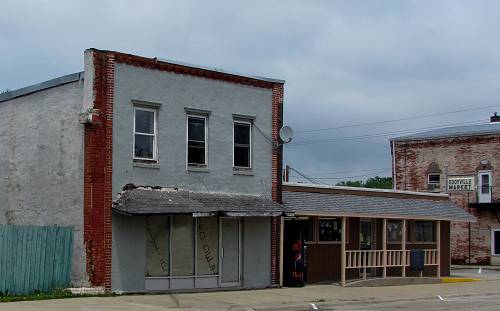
left=186, top=114, right=208, bottom=167
left=492, top=229, right=500, bottom=256
left=133, top=106, right=158, bottom=161
left=428, top=174, right=440, bottom=185
left=232, top=120, right=252, bottom=169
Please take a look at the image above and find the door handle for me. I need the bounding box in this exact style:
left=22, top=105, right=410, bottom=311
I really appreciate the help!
left=221, top=247, right=224, bottom=258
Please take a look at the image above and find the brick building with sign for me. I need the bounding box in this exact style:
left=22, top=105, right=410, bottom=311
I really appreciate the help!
left=391, top=114, right=500, bottom=265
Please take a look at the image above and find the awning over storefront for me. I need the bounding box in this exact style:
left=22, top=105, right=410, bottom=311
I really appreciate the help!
left=113, top=185, right=291, bottom=217
left=283, top=183, right=475, bottom=222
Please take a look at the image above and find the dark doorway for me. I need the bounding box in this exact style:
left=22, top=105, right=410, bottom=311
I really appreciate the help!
left=283, top=218, right=311, bottom=286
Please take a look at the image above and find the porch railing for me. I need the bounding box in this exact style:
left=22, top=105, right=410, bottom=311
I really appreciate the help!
left=345, top=249, right=438, bottom=269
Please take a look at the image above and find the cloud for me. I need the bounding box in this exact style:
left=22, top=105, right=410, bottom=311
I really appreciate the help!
left=2, top=0, right=500, bottom=184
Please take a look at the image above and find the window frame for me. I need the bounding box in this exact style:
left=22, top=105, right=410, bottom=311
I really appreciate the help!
left=186, top=114, right=208, bottom=167
left=133, top=106, right=158, bottom=161
left=232, top=120, right=252, bottom=169
left=492, top=229, right=500, bottom=256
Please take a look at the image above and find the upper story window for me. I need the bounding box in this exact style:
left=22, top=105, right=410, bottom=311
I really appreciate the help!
left=187, top=115, right=207, bottom=166
left=426, top=162, right=442, bottom=192
left=233, top=120, right=252, bottom=168
left=428, top=174, right=440, bottom=185
left=134, top=106, right=157, bottom=161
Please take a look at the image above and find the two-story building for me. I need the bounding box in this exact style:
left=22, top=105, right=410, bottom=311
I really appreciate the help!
left=391, top=115, right=500, bottom=265
left=0, top=49, right=288, bottom=293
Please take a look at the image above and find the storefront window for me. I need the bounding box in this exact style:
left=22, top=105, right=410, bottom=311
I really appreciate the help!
left=196, top=217, right=219, bottom=275
left=318, top=218, right=342, bottom=242
left=387, top=220, right=402, bottom=242
left=414, top=221, right=435, bottom=242
left=171, top=215, right=194, bottom=276
left=145, top=216, right=170, bottom=276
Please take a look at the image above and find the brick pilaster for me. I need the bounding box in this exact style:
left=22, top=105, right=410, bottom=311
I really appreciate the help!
left=83, top=50, right=115, bottom=291
left=271, top=83, right=284, bottom=286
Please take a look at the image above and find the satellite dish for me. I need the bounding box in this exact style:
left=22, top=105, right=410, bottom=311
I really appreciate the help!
left=279, top=126, right=294, bottom=143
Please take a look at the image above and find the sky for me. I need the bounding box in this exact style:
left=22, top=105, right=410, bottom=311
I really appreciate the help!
left=2, top=0, right=500, bottom=184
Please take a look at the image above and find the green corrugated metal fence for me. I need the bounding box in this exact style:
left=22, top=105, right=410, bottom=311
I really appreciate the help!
left=0, top=225, right=73, bottom=295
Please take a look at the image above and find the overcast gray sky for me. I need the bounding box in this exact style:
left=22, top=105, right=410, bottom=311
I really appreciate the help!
left=2, top=0, right=500, bottom=184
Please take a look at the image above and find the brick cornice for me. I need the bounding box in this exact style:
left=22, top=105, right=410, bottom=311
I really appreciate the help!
left=394, top=134, right=500, bottom=149
left=89, top=49, right=282, bottom=89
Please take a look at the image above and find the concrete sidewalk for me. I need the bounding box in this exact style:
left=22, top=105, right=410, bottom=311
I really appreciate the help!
left=2, top=278, right=500, bottom=310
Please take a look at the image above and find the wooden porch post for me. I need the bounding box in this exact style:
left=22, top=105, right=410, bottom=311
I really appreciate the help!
left=402, top=219, right=406, bottom=278
left=382, top=218, right=387, bottom=278
left=436, top=220, right=441, bottom=278
left=341, top=216, right=347, bottom=287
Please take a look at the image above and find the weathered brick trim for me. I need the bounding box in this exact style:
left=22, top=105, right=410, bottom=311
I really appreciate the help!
left=83, top=51, right=115, bottom=290
left=94, top=49, right=279, bottom=89
left=271, top=84, right=284, bottom=286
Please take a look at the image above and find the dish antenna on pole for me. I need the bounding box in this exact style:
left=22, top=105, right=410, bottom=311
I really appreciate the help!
left=279, top=126, right=294, bottom=144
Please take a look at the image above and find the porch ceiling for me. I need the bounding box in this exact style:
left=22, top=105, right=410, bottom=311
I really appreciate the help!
left=112, top=185, right=291, bottom=217
left=283, top=191, right=475, bottom=222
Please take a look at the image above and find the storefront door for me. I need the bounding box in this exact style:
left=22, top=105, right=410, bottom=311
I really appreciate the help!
left=220, top=217, right=241, bottom=287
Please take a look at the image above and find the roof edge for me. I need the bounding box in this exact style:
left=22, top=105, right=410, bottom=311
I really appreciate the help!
left=0, top=72, right=84, bottom=103
left=88, top=48, right=285, bottom=86
left=283, top=182, right=450, bottom=201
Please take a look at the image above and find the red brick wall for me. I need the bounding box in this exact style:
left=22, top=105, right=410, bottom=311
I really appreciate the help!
left=393, top=135, right=500, bottom=264
left=83, top=51, right=115, bottom=290
left=271, top=84, right=284, bottom=286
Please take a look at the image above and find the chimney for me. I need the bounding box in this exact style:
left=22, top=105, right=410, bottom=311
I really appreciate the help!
left=491, top=112, right=500, bottom=123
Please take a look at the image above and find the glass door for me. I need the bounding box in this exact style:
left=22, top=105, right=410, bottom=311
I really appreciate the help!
left=220, top=218, right=241, bottom=287
left=478, top=171, right=492, bottom=203
left=360, top=219, right=375, bottom=276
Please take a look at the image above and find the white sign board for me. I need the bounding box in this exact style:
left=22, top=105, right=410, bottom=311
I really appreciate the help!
left=448, top=176, right=474, bottom=192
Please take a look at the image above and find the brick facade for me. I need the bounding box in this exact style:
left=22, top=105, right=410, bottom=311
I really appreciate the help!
left=392, top=134, right=500, bottom=264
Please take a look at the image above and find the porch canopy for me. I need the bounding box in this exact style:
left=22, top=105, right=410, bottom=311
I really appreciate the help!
left=113, top=184, right=291, bottom=217
left=282, top=183, right=475, bottom=286
left=283, top=183, right=475, bottom=222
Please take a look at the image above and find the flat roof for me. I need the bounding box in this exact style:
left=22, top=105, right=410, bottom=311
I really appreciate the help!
left=154, top=57, right=285, bottom=84
left=391, top=122, right=500, bottom=142
left=0, top=72, right=83, bottom=103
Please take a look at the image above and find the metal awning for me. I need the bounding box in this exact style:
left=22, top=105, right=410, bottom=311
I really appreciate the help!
left=112, top=185, right=292, bottom=217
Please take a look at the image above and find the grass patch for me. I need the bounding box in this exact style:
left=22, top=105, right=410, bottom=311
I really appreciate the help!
left=0, top=288, right=114, bottom=303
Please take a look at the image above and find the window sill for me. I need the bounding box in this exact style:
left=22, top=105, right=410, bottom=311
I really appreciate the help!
left=133, top=161, right=160, bottom=169
left=233, top=168, right=254, bottom=176
left=187, top=166, right=209, bottom=173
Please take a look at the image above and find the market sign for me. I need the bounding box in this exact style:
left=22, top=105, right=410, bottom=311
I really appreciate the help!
left=447, top=176, right=474, bottom=191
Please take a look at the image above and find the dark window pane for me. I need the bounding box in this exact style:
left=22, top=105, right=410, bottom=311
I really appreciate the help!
left=414, top=221, right=434, bottom=242
left=135, top=134, right=154, bottom=159
left=188, top=146, right=205, bottom=165
left=234, top=123, right=250, bottom=145
left=188, top=117, right=205, bottom=141
left=318, top=218, right=342, bottom=241
left=135, top=109, right=155, bottom=134
left=428, top=174, right=440, bottom=184
left=494, top=231, right=500, bottom=255
left=234, top=146, right=250, bottom=167
left=387, top=220, right=402, bottom=242
left=481, top=174, right=490, bottom=194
